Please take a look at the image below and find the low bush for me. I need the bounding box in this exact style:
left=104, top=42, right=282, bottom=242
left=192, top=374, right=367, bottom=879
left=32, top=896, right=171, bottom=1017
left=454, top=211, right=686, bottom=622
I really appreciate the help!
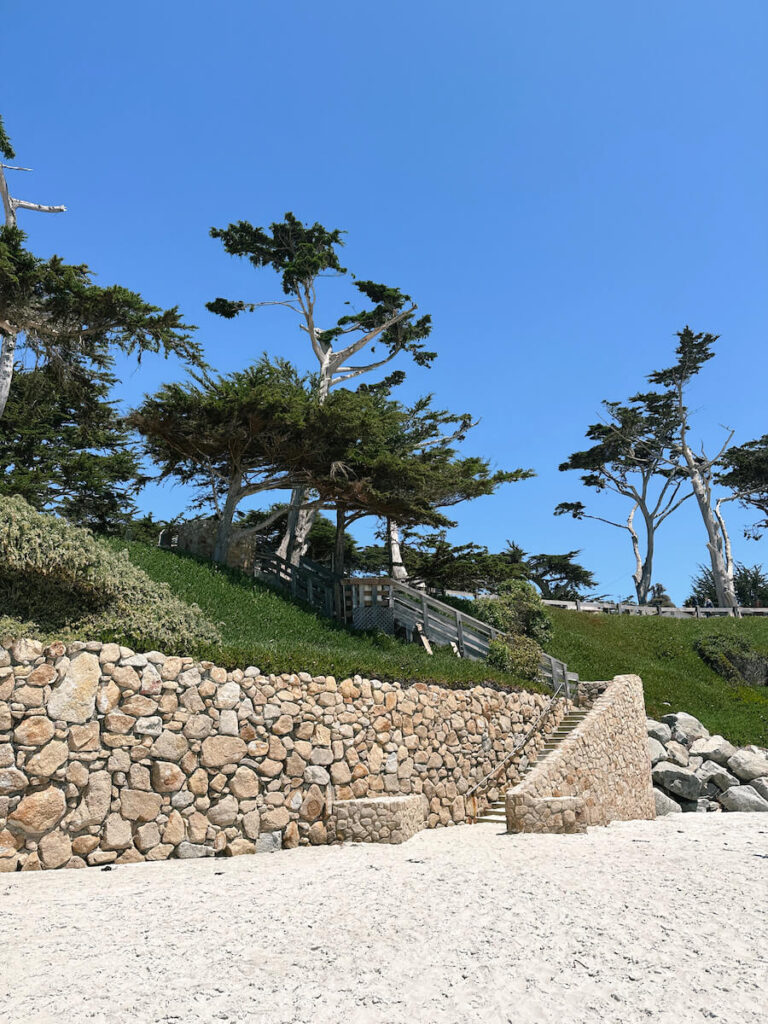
left=486, top=634, right=542, bottom=680
left=473, top=580, right=552, bottom=647
left=0, top=496, right=220, bottom=652
left=694, top=633, right=768, bottom=686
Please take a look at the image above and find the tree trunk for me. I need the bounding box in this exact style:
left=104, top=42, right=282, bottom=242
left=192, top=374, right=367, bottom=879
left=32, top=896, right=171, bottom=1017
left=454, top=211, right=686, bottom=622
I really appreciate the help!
left=277, top=357, right=333, bottom=562
left=635, top=509, right=655, bottom=605
left=627, top=504, right=653, bottom=604
left=212, top=475, right=242, bottom=565
left=682, top=446, right=738, bottom=608
left=292, top=504, right=317, bottom=563
left=0, top=330, right=16, bottom=421
left=277, top=488, right=319, bottom=566
left=333, top=505, right=346, bottom=576
left=277, top=486, right=303, bottom=561
left=387, top=519, right=408, bottom=581
left=714, top=499, right=738, bottom=612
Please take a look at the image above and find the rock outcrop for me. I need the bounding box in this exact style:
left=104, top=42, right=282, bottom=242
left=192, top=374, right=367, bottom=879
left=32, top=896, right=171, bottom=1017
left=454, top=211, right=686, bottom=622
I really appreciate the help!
left=647, top=712, right=768, bottom=814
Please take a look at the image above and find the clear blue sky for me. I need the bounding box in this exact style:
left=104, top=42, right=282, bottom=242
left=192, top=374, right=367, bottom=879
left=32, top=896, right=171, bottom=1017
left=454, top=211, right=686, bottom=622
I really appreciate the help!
left=5, top=1, right=767, bottom=602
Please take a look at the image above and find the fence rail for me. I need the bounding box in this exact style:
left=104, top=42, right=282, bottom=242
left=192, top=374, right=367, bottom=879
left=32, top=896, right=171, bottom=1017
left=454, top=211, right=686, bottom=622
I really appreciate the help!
left=252, top=546, right=337, bottom=618
left=542, top=599, right=768, bottom=619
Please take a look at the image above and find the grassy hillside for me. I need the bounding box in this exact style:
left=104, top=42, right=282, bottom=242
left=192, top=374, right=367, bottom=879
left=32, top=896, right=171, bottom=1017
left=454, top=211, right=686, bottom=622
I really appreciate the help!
left=113, top=541, right=536, bottom=691
left=111, top=542, right=768, bottom=744
left=548, top=608, right=768, bottom=746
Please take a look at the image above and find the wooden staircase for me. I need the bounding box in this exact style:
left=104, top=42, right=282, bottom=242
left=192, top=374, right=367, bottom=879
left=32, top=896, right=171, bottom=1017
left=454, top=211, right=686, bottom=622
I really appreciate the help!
left=251, top=543, right=574, bottom=693
left=475, top=707, right=590, bottom=825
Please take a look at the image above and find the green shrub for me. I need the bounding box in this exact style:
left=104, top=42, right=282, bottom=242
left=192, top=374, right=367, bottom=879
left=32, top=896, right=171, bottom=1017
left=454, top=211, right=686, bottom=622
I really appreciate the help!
left=0, top=495, right=220, bottom=651
left=694, top=633, right=768, bottom=686
left=474, top=579, right=553, bottom=646
left=487, top=634, right=542, bottom=680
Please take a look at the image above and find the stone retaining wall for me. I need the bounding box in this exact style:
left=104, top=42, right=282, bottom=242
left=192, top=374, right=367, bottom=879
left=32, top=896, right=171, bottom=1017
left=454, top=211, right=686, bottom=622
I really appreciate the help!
left=333, top=794, right=426, bottom=844
left=0, top=639, right=566, bottom=871
left=506, top=674, right=655, bottom=833
left=168, top=520, right=254, bottom=570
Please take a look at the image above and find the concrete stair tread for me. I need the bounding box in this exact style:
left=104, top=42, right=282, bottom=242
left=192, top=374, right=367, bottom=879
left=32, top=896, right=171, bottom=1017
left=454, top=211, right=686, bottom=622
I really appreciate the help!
left=471, top=702, right=592, bottom=825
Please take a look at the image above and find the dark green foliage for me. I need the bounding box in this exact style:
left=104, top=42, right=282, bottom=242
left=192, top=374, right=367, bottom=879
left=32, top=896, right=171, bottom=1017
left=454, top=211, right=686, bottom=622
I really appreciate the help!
left=119, top=513, right=170, bottom=545
left=646, top=326, right=718, bottom=391
left=717, top=434, right=768, bottom=538
left=0, top=224, right=201, bottom=411
left=302, top=389, right=527, bottom=532
left=355, top=533, right=595, bottom=600
left=0, top=115, right=14, bottom=160
left=687, top=563, right=768, bottom=608
left=207, top=212, right=435, bottom=376
left=0, top=362, right=141, bottom=532
left=132, top=362, right=526, bottom=567
left=473, top=580, right=553, bottom=648
left=113, top=540, right=544, bottom=692
left=694, top=633, right=768, bottom=687
left=648, top=583, right=674, bottom=607
left=547, top=608, right=768, bottom=746
left=486, top=634, right=542, bottom=681
left=509, top=544, right=597, bottom=600
left=379, top=531, right=503, bottom=593
left=209, top=212, right=347, bottom=296
left=0, top=496, right=219, bottom=650
left=129, top=357, right=309, bottom=503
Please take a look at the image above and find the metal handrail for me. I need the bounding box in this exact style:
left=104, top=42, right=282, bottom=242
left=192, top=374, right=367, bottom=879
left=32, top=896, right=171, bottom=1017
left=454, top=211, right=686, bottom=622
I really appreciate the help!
left=465, top=676, right=570, bottom=822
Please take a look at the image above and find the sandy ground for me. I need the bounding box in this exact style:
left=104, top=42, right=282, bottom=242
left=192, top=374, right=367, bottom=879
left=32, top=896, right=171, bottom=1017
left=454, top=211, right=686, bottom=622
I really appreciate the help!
left=1, top=814, right=766, bottom=1024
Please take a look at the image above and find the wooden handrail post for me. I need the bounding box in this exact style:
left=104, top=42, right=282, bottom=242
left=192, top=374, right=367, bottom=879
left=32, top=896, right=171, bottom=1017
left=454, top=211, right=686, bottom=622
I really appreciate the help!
left=455, top=608, right=465, bottom=655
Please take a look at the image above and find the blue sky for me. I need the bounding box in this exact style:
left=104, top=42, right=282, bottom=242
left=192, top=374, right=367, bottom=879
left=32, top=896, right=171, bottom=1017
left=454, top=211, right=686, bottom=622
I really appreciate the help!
left=4, top=1, right=767, bottom=602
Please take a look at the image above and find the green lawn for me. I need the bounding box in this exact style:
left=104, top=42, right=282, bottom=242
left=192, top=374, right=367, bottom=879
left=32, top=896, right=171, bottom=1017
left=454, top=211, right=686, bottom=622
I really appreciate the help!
left=113, top=541, right=537, bottom=692
left=548, top=607, right=768, bottom=746
left=113, top=542, right=768, bottom=744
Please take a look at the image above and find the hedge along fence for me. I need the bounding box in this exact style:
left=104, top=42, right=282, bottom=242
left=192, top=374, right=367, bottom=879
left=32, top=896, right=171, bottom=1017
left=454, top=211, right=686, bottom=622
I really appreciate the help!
left=0, top=638, right=566, bottom=871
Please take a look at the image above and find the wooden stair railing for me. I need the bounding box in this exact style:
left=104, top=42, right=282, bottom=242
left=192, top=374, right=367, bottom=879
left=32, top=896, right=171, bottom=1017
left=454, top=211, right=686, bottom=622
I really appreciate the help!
left=250, top=548, right=575, bottom=691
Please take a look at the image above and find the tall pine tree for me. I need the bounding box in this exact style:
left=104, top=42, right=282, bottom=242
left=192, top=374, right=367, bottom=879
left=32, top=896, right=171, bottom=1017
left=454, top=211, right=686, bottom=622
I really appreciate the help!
left=0, top=361, right=141, bottom=533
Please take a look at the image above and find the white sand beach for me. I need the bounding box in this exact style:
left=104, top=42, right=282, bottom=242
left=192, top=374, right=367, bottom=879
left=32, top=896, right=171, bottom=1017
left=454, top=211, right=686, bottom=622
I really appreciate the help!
left=1, top=814, right=766, bottom=1024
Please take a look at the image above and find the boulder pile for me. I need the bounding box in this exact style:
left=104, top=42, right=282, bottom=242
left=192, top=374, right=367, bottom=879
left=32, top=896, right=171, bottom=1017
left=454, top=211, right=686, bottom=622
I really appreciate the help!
left=647, top=711, right=768, bottom=814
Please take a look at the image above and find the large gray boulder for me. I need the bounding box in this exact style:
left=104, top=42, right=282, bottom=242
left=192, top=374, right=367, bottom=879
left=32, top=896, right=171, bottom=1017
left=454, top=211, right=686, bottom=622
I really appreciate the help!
left=751, top=777, right=768, bottom=802
left=717, top=785, right=768, bottom=812
left=661, top=712, right=709, bottom=744
left=690, top=734, right=736, bottom=766
left=696, top=760, right=739, bottom=792
left=727, top=748, right=768, bottom=783
left=647, top=737, right=667, bottom=765
left=646, top=719, right=672, bottom=745
left=665, top=740, right=689, bottom=767
left=653, top=788, right=682, bottom=815
left=652, top=762, right=702, bottom=802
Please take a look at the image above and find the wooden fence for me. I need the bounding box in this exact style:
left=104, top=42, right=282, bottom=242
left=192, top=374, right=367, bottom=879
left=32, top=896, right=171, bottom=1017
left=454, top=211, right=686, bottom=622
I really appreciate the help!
left=252, top=547, right=337, bottom=618
left=249, top=549, right=575, bottom=692
left=541, top=599, right=768, bottom=619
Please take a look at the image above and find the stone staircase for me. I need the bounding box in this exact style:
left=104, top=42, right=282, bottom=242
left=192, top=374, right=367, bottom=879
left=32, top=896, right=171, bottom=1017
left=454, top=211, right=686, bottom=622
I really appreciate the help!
left=475, top=708, right=590, bottom=825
